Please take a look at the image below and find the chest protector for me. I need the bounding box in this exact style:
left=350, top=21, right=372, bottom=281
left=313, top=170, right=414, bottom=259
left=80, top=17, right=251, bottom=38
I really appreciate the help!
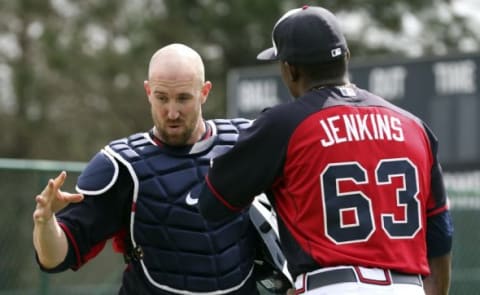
left=105, top=119, right=256, bottom=294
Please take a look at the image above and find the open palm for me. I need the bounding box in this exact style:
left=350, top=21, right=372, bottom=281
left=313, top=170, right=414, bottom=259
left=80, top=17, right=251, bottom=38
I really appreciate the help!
left=33, top=171, right=84, bottom=224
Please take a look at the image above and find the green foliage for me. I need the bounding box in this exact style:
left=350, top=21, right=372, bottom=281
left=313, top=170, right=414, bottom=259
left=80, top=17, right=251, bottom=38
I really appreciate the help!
left=0, top=0, right=474, bottom=160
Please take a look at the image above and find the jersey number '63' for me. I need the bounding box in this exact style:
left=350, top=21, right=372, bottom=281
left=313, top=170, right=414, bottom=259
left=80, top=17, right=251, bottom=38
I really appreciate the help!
left=320, top=158, right=421, bottom=244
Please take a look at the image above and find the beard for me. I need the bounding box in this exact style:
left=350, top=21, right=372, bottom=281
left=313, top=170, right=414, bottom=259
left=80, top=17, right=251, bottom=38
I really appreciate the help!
left=157, top=124, right=193, bottom=146
left=152, top=111, right=199, bottom=146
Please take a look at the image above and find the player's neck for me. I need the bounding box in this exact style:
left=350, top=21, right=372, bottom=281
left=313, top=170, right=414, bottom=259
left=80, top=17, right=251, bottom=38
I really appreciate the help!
left=297, top=76, right=348, bottom=96
left=308, top=76, right=349, bottom=89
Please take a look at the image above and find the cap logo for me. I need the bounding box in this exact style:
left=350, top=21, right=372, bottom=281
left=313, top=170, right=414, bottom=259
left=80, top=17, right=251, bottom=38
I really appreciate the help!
left=331, top=48, right=342, bottom=57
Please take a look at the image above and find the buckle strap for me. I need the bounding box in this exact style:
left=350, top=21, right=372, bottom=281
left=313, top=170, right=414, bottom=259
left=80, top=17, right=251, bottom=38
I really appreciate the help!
left=300, top=267, right=422, bottom=292
left=123, top=245, right=144, bottom=263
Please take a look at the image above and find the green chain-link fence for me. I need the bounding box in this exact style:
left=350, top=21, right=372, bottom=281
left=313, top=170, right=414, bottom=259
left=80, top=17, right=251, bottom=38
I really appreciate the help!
left=0, top=158, right=477, bottom=294
left=0, top=159, right=123, bottom=295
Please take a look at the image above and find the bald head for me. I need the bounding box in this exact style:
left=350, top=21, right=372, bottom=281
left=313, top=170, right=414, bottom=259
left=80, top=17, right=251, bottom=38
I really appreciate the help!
left=148, top=43, right=205, bottom=86
left=144, top=43, right=212, bottom=146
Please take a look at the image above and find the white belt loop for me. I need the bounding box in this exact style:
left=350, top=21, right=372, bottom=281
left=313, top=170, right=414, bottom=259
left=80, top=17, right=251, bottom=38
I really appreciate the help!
left=354, top=266, right=392, bottom=285
left=294, top=273, right=307, bottom=294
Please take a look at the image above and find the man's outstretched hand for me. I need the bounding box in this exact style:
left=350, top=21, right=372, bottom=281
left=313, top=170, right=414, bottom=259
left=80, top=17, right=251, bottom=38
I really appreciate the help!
left=33, top=171, right=84, bottom=224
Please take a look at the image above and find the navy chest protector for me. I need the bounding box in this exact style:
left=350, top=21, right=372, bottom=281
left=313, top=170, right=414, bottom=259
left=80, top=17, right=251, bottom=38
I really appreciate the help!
left=78, top=119, right=257, bottom=294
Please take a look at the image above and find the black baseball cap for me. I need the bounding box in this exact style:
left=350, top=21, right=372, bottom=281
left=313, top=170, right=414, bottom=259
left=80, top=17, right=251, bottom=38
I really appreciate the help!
left=257, top=5, right=348, bottom=64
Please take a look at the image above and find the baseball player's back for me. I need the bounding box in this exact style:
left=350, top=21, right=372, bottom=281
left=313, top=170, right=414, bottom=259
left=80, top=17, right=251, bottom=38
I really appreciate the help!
left=271, top=86, right=439, bottom=276
left=198, top=5, right=453, bottom=295
left=203, top=85, right=447, bottom=276
left=200, top=84, right=451, bottom=294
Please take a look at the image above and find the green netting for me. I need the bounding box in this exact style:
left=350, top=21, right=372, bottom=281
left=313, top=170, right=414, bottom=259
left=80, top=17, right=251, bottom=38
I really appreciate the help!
left=0, top=159, right=477, bottom=295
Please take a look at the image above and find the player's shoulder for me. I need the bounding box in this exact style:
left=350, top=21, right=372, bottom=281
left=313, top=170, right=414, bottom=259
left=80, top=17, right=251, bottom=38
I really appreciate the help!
left=76, top=149, right=120, bottom=196
left=356, top=86, right=423, bottom=122
left=255, top=98, right=314, bottom=133
left=108, top=131, right=152, bottom=150
left=209, top=118, right=253, bottom=132
left=75, top=132, right=143, bottom=196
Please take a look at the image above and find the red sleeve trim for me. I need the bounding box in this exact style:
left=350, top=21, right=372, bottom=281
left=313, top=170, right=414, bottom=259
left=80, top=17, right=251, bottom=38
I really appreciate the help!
left=427, top=204, right=448, bottom=217
left=82, top=240, right=107, bottom=264
left=58, top=222, right=82, bottom=269
left=206, top=175, right=243, bottom=212
left=58, top=222, right=108, bottom=270
left=112, top=228, right=128, bottom=253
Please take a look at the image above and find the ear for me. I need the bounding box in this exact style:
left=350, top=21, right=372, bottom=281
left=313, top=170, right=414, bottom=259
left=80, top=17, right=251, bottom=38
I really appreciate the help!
left=284, top=62, right=299, bottom=82
left=345, top=49, right=351, bottom=62
left=200, top=81, right=212, bottom=104
left=144, top=80, right=151, bottom=96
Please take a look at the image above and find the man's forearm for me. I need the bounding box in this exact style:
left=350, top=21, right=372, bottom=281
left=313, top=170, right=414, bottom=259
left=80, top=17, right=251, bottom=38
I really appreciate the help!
left=423, top=253, right=452, bottom=295
left=33, top=216, right=68, bottom=269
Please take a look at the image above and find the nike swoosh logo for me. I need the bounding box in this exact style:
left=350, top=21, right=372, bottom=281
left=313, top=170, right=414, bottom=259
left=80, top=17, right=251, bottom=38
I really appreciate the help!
left=185, top=192, right=198, bottom=206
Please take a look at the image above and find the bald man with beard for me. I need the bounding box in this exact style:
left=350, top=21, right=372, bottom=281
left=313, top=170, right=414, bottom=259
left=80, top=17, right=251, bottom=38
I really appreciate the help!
left=33, top=44, right=267, bottom=294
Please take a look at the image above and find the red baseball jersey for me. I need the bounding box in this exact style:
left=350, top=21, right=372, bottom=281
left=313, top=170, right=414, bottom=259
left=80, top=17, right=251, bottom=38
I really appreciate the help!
left=203, top=85, right=451, bottom=279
